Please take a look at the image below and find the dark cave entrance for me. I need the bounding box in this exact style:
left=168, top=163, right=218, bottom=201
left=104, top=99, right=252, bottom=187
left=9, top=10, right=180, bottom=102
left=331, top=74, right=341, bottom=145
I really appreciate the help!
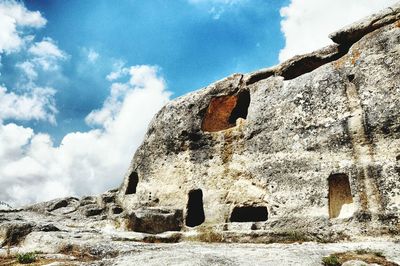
left=125, top=171, right=139, bottom=194
left=230, top=206, right=268, bottom=222
left=185, top=189, right=205, bottom=227
left=228, top=90, right=250, bottom=124
left=328, top=173, right=353, bottom=218
left=201, top=90, right=250, bottom=132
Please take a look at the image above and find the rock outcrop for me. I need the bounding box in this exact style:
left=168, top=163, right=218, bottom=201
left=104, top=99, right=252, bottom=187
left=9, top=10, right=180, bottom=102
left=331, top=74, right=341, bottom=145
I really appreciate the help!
left=0, top=202, right=12, bottom=211
left=1, top=3, right=400, bottom=265
left=117, top=2, right=400, bottom=240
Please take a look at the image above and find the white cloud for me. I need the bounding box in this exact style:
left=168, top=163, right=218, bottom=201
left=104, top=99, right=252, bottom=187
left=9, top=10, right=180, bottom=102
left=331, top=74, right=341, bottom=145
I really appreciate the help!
left=106, top=70, right=123, bottom=82
left=0, top=2, right=66, bottom=126
left=28, top=38, right=67, bottom=71
left=87, top=65, right=168, bottom=127
left=85, top=82, right=129, bottom=127
left=14, top=38, right=67, bottom=87
left=17, top=61, right=37, bottom=81
left=29, top=38, right=66, bottom=59
left=0, top=85, right=57, bottom=124
left=0, top=123, right=33, bottom=163
left=0, top=0, right=46, bottom=54
left=0, top=23, right=65, bottom=125
left=279, top=0, right=398, bottom=62
left=3, top=40, right=65, bottom=126
left=87, top=48, right=99, bottom=63
left=0, top=65, right=171, bottom=207
left=188, top=0, right=246, bottom=19
left=106, top=60, right=127, bottom=81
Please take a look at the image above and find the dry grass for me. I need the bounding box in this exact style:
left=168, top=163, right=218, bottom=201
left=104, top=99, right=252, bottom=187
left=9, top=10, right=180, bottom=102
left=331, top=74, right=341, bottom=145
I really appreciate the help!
left=322, top=249, right=398, bottom=266
left=0, top=255, right=66, bottom=266
left=58, top=243, right=99, bottom=262
left=142, top=233, right=182, bottom=243
left=279, top=230, right=310, bottom=243
left=0, top=243, right=102, bottom=265
left=189, top=226, right=224, bottom=243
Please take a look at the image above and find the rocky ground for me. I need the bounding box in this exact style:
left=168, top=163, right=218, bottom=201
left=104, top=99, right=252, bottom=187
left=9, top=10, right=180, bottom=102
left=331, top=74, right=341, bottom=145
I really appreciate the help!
left=0, top=195, right=399, bottom=265
left=1, top=234, right=400, bottom=265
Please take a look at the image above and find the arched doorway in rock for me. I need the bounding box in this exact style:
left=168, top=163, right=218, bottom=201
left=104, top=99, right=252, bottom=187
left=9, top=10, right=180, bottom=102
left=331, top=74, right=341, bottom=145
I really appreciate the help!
left=185, top=189, right=205, bottom=227
left=230, top=205, right=268, bottom=222
left=125, top=171, right=139, bottom=194
left=328, top=173, right=353, bottom=218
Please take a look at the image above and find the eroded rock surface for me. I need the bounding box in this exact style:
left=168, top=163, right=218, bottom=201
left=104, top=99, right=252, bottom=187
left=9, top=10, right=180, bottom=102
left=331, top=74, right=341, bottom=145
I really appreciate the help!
left=127, top=208, right=183, bottom=234
left=117, top=2, right=400, bottom=241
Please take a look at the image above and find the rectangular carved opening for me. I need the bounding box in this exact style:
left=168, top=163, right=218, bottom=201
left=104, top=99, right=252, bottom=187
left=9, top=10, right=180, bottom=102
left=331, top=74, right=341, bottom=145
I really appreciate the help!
left=201, top=90, right=250, bottom=132
left=185, top=189, right=205, bottom=227
left=328, top=173, right=353, bottom=218
left=230, top=205, right=268, bottom=222
left=125, top=171, right=139, bottom=195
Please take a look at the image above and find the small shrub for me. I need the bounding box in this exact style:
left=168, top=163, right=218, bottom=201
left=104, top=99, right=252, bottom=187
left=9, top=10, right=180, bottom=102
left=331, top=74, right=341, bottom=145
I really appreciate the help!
left=16, top=252, right=37, bottom=264
left=322, top=255, right=340, bottom=266
left=355, top=249, right=384, bottom=258
left=355, top=248, right=369, bottom=255
left=323, top=250, right=393, bottom=266
left=373, top=251, right=384, bottom=258
left=283, top=230, right=309, bottom=243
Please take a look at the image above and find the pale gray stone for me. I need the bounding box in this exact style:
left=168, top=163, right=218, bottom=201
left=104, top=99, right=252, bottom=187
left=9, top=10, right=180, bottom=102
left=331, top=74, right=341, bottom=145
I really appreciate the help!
left=117, top=3, right=400, bottom=241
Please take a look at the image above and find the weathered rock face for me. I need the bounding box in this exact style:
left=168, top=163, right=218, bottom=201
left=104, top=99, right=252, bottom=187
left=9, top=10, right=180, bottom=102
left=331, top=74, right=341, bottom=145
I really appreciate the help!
left=117, top=4, right=400, bottom=238
left=127, top=208, right=183, bottom=234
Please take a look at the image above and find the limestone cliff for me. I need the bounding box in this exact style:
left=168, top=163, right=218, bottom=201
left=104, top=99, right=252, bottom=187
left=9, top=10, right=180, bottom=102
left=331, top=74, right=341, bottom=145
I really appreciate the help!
left=117, top=3, right=400, bottom=240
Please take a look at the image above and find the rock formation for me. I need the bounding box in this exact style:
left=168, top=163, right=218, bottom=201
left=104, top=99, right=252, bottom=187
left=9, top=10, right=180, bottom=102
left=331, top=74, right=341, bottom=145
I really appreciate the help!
left=1, top=3, right=400, bottom=265
left=117, top=2, right=400, bottom=240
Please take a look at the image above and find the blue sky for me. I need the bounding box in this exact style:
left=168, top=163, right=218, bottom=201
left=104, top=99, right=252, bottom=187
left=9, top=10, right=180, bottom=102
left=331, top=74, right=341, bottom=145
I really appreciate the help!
left=0, top=0, right=396, bottom=206
left=18, top=0, right=287, bottom=143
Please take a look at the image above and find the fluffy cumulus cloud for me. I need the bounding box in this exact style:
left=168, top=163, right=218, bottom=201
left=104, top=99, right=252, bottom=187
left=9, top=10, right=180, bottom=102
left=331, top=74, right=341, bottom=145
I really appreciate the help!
left=0, top=1, right=60, bottom=124
left=14, top=37, right=67, bottom=89
left=0, top=0, right=46, bottom=54
left=87, top=65, right=168, bottom=127
left=0, top=86, right=57, bottom=123
left=279, top=0, right=398, bottom=61
left=0, top=65, right=171, bottom=206
left=27, top=38, right=67, bottom=71
left=0, top=1, right=172, bottom=206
